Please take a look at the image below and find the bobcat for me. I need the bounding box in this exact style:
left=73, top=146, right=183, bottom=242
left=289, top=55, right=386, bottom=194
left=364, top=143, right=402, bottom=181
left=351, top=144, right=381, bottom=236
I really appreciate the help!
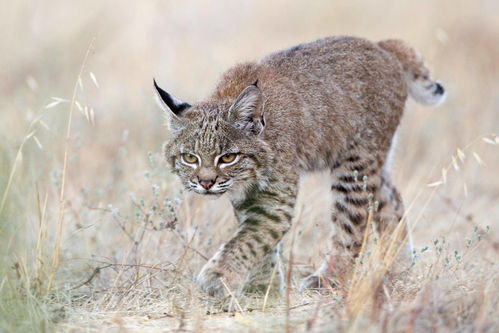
left=154, top=36, right=445, bottom=296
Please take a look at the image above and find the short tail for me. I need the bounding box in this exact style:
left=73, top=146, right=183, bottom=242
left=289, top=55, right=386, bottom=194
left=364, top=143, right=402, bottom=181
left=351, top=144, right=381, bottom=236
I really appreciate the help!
left=378, top=39, right=446, bottom=106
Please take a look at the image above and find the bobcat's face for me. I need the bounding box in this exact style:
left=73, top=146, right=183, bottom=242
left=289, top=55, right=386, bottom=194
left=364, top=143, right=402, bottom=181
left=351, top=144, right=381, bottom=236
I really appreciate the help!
left=165, top=115, right=269, bottom=196
left=155, top=81, right=271, bottom=197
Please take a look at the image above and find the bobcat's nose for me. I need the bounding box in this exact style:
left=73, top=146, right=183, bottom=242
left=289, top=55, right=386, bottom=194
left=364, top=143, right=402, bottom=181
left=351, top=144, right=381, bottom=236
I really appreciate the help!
left=199, top=178, right=216, bottom=190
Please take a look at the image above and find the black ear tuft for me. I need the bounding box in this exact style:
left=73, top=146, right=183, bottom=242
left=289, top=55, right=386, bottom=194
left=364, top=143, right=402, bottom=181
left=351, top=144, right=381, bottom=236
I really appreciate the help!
left=153, top=79, right=191, bottom=115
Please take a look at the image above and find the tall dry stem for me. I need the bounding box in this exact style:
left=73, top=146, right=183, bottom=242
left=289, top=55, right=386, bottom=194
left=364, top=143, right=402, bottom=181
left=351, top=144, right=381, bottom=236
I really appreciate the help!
left=46, top=38, right=96, bottom=293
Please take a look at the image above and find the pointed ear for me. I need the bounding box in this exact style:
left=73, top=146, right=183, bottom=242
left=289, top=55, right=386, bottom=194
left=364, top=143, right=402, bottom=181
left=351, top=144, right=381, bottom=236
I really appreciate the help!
left=228, top=84, right=265, bottom=135
left=153, top=79, right=191, bottom=115
left=153, top=79, right=190, bottom=134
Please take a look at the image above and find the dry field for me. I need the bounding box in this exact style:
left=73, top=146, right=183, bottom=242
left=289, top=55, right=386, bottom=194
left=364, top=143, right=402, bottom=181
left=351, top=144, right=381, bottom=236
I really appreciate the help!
left=1, top=0, right=498, bottom=332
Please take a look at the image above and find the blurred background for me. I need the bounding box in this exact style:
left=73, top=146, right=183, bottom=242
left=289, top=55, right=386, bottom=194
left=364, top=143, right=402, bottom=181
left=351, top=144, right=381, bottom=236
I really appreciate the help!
left=1, top=0, right=498, bottom=331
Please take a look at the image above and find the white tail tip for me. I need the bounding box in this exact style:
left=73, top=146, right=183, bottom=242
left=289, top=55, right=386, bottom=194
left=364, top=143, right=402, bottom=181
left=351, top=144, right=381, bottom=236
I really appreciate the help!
left=409, top=80, right=446, bottom=106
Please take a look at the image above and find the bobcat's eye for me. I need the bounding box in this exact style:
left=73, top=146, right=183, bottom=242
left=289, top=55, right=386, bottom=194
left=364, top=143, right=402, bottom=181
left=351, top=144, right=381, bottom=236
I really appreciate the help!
left=181, top=153, right=198, bottom=164
left=219, top=153, right=238, bottom=164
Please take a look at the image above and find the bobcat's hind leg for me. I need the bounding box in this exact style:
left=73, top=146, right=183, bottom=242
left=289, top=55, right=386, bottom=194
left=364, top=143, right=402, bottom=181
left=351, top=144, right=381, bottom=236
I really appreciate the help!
left=301, top=153, right=384, bottom=290
left=301, top=154, right=412, bottom=291
left=377, top=173, right=413, bottom=273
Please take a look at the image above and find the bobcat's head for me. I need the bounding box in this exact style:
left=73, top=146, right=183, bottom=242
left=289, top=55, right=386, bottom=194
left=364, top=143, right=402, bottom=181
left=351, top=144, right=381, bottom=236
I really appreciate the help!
left=154, top=80, right=272, bottom=198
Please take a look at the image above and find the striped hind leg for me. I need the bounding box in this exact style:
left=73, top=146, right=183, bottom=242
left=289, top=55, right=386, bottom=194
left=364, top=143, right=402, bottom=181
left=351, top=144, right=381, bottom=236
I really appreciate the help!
left=301, top=154, right=412, bottom=290
left=301, top=154, right=384, bottom=290
left=377, top=173, right=413, bottom=271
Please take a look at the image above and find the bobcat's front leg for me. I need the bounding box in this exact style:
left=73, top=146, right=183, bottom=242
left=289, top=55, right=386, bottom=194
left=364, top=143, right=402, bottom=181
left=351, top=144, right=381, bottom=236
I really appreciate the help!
left=197, top=185, right=296, bottom=296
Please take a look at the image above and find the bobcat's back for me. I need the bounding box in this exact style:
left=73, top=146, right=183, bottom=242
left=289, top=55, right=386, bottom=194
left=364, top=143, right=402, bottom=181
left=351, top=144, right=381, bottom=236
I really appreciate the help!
left=210, top=36, right=408, bottom=170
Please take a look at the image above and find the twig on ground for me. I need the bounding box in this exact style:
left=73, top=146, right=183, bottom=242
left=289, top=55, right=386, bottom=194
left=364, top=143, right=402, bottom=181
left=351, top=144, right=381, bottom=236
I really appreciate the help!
left=262, top=260, right=278, bottom=312
left=70, top=264, right=113, bottom=290
left=220, top=278, right=244, bottom=314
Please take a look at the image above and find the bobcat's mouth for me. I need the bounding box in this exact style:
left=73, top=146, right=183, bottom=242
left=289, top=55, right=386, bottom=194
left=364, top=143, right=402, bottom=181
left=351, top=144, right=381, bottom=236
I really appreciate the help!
left=190, top=186, right=228, bottom=196
left=192, top=189, right=226, bottom=199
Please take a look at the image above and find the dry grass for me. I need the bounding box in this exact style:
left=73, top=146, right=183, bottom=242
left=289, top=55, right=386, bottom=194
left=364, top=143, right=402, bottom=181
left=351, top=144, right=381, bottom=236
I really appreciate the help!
left=1, top=0, right=498, bottom=332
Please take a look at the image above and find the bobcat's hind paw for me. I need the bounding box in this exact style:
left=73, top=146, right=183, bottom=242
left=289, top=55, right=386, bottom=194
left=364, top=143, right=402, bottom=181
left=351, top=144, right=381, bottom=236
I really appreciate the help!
left=300, top=273, right=338, bottom=291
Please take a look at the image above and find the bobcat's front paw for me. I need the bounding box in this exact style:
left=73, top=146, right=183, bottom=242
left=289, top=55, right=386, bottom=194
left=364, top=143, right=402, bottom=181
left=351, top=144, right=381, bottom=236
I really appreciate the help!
left=196, top=261, right=245, bottom=297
